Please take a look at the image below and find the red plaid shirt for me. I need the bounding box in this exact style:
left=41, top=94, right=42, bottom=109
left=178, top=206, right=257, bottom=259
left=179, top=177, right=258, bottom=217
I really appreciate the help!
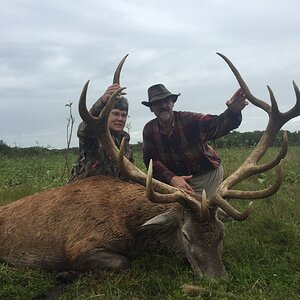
left=142, top=109, right=242, bottom=184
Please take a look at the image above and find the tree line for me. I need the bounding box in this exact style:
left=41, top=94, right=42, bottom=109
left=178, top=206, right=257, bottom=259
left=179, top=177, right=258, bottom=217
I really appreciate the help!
left=1, top=130, right=299, bottom=156
left=211, top=130, right=300, bottom=148
left=133, top=130, right=299, bottom=152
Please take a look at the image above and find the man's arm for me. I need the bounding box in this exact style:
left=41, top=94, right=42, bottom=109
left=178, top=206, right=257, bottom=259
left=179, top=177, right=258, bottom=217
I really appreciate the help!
left=195, top=88, right=248, bottom=142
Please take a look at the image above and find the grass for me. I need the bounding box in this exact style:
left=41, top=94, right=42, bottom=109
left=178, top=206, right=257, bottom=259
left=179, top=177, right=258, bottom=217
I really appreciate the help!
left=0, top=147, right=300, bottom=299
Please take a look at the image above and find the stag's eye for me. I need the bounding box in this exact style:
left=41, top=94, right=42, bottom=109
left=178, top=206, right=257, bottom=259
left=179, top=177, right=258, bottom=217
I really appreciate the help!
left=182, top=230, right=192, bottom=243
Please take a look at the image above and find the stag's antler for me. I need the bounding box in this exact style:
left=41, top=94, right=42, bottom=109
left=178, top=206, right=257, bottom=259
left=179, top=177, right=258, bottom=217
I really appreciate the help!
left=113, top=54, right=129, bottom=85
left=206, top=53, right=300, bottom=220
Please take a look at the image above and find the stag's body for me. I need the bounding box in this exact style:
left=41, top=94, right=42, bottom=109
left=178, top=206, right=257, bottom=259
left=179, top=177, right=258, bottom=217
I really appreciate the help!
left=0, top=176, right=165, bottom=269
left=0, top=175, right=225, bottom=276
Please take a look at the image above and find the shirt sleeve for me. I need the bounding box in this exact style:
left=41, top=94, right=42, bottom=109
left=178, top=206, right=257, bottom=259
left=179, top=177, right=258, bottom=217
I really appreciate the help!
left=197, top=108, right=242, bottom=141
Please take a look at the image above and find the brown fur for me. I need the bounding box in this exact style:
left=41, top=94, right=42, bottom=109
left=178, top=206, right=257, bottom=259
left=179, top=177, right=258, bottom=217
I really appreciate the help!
left=0, top=175, right=225, bottom=277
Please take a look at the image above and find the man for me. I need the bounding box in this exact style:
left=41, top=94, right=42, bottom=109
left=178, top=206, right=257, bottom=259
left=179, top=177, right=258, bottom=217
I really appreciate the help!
left=68, top=83, right=134, bottom=183
left=142, top=84, right=248, bottom=197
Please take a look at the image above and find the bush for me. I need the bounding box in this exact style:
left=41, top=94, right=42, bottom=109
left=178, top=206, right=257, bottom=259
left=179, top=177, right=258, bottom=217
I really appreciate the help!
left=0, top=140, right=11, bottom=155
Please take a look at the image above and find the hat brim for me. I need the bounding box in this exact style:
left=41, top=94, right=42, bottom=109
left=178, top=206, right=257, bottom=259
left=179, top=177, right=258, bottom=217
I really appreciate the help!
left=141, top=93, right=180, bottom=107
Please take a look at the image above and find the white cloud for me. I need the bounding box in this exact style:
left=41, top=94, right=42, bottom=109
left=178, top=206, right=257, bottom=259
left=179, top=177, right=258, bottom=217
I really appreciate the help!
left=0, top=0, right=300, bottom=148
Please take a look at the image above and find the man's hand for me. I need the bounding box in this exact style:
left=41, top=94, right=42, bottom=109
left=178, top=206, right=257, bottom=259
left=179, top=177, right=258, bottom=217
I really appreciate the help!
left=226, top=88, right=248, bottom=113
left=170, top=175, right=194, bottom=192
left=100, top=83, right=125, bottom=104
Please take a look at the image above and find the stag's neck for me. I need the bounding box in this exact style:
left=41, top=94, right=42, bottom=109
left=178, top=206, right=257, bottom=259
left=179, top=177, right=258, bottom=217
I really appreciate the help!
left=127, top=205, right=184, bottom=258
left=128, top=227, right=183, bottom=258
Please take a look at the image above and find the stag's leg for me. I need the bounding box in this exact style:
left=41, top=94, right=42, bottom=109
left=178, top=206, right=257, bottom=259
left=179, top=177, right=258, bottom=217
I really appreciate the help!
left=70, top=249, right=131, bottom=271
left=56, top=270, right=82, bottom=284
left=56, top=251, right=130, bottom=284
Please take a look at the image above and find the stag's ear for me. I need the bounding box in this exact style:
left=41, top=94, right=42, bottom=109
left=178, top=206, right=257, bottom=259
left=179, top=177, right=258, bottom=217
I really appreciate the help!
left=140, top=211, right=178, bottom=230
left=216, top=208, right=234, bottom=223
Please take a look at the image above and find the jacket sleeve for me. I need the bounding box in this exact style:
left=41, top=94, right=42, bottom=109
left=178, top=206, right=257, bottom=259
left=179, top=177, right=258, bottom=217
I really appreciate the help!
left=197, top=108, right=242, bottom=142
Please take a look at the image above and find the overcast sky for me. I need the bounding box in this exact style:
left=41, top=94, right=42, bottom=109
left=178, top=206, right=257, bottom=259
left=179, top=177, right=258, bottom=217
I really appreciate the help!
left=1, top=0, right=300, bottom=149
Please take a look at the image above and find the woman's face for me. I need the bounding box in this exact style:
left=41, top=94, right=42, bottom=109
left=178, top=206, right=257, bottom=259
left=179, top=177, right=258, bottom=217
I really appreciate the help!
left=108, top=109, right=128, bottom=133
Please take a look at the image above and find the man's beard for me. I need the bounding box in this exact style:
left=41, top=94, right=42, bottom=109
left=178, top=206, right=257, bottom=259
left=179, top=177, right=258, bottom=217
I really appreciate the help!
left=158, top=111, right=171, bottom=122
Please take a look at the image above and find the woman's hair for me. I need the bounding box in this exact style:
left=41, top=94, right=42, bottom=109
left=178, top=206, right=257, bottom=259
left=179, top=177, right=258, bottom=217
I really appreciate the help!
left=113, top=96, right=128, bottom=112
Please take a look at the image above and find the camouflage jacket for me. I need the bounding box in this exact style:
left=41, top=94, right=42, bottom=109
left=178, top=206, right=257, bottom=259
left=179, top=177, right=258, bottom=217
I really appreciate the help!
left=68, top=98, right=134, bottom=183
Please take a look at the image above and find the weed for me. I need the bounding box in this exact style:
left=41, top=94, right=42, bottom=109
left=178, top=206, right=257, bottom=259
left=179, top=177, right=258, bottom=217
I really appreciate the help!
left=0, top=147, right=299, bottom=299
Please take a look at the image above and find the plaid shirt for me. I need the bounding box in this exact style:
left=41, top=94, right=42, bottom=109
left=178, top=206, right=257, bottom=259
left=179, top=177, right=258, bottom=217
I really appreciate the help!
left=142, top=109, right=242, bottom=184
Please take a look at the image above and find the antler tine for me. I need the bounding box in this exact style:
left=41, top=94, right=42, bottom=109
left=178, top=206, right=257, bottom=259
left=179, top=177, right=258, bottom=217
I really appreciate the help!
left=293, top=80, right=300, bottom=101
left=220, top=131, right=288, bottom=189
left=217, top=53, right=272, bottom=115
left=223, top=159, right=285, bottom=199
left=210, top=160, right=283, bottom=220
left=146, top=160, right=184, bottom=203
left=280, top=81, right=300, bottom=123
left=146, top=160, right=206, bottom=217
left=201, top=190, right=211, bottom=222
left=252, top=131, right=288, bottom=172
left=113, top=54, right=129, bottom=84
left=213, top=195, right=254, bottom=221
left=267, top=85, right=280, bottom=121
left=78, top=80, right=121, bottom=127
left=78, top=81, right=97, bottom=125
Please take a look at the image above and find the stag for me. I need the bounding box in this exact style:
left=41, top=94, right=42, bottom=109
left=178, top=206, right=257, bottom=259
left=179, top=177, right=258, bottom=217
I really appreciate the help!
left=0, top=54, right=299, bottom=280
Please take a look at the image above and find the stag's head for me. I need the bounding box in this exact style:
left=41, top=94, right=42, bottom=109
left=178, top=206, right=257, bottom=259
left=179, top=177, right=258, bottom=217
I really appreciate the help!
left=179, top=206, right=226, bottom=277
left=78, top=54, right=300, bottom=278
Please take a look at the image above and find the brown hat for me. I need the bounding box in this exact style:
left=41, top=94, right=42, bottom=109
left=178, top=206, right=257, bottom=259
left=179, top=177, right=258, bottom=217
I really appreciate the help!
left=141, top=84, right=180, bottom=107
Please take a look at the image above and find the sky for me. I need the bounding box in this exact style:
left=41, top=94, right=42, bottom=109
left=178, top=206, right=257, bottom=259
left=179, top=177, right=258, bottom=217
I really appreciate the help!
left=1, top=0, right=300, bottom=149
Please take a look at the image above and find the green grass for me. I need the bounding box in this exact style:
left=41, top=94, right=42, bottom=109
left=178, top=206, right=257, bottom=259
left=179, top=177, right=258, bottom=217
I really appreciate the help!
left=0, top=147, right=300, bottom=299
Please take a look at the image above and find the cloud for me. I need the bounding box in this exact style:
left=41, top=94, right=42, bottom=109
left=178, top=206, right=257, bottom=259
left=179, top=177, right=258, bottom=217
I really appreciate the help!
left=1, top=0, right=300, bottom=148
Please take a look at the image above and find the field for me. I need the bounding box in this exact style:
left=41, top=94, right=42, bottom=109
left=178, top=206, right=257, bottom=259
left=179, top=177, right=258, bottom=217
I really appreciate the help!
left=0, top=146, right=300, bottom=299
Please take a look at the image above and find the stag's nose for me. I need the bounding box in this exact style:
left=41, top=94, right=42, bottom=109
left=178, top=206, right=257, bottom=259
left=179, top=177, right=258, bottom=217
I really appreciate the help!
left=206, top=266, right=228, bottom=279
left=194, top=258, right=228, bottom=279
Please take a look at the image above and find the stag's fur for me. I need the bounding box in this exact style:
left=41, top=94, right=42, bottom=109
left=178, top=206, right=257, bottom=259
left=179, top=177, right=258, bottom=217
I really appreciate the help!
left=0, top=175, right=226, bottom=277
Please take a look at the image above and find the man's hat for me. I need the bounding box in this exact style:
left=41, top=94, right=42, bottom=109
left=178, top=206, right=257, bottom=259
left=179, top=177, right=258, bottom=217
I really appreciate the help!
left=141, top=84, right=180, bottom=107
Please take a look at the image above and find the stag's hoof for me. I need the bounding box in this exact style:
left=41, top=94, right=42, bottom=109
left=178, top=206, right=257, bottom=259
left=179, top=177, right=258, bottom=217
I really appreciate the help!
left=55, top=270, right=81, bottom=284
